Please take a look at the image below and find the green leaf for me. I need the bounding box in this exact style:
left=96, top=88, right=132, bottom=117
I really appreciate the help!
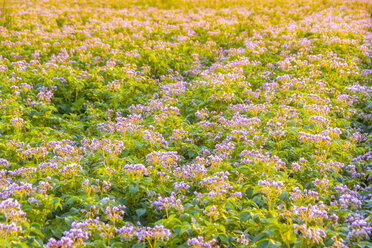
left=257, top=239, right=282, bottom=248
left=0, top=241, right=10, bottom=248
left=52, top=198, right=63, bottom=211
left=136, top=208, right=146, bottom=217
left=129, top=185, right=138, bottom=194
left=240, top=211, right=251, bottom=223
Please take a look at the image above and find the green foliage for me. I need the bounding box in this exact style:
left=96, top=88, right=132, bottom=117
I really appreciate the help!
left=0, top=0, right=371, bottom=247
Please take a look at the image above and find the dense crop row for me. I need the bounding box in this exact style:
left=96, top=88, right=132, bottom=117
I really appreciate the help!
left=0, top=0, right=371, bottom=247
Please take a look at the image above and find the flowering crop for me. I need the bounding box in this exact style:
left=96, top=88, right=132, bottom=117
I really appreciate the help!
left=0, top=0, right=371, bottom=247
